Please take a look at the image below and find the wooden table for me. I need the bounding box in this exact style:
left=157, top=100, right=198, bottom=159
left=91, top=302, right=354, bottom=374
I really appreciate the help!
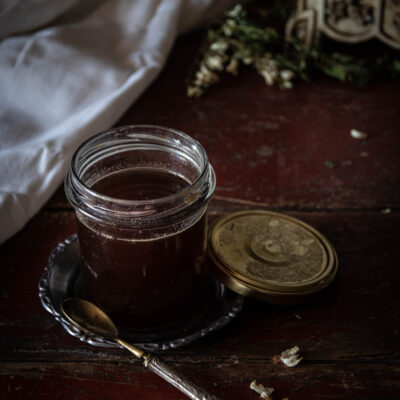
left=1, top=30, right=400, bottom=400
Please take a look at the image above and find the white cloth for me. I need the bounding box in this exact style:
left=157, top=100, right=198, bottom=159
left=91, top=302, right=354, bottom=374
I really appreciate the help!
left=0, top=0, right=236, bottom=244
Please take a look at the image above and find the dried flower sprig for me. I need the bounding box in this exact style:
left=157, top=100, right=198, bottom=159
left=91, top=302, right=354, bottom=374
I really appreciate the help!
left=187, top=1, right=400, bottom=97
left=187, top=3, right=296, bottom=97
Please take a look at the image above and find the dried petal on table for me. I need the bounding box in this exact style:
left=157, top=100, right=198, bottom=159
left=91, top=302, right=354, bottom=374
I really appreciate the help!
left=274, top=346, right=303, bottom=367
left=250, top=380, right=275, bottom=399
left=350, top=129, right=368, bottom=139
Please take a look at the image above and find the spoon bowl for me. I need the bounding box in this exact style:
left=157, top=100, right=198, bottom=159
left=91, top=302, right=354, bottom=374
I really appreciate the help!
left=62, top=298, right=118, bottom=339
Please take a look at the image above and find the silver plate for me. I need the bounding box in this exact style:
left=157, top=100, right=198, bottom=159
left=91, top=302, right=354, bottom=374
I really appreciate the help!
left=39, top=235, right=244, bottom=352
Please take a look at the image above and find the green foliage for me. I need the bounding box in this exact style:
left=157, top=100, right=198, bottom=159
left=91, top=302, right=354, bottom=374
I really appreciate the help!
left=187, top=1, right=400, bottom=97
left=324, top=160, right=338, bottom=169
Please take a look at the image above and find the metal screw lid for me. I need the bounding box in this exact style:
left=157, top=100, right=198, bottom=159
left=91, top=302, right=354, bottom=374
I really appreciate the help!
left=207, top=210, right=338, bottom=304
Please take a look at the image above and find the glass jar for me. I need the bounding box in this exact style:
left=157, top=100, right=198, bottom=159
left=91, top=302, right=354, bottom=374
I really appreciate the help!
left=65, top=125, right=216, bottom=330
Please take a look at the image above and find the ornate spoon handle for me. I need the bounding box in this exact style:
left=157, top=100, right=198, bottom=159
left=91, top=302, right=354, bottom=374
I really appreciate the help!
left=116, top=337, right=221, bottom=399
left=144, top=354, right=221, bottom=400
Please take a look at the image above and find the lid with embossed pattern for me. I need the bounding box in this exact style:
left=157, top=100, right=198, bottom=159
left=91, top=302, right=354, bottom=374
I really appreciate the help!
left=207, top=210, right=338, bottom=304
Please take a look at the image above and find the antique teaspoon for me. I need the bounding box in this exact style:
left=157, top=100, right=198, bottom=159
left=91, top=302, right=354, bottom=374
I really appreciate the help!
left=61, top=298, right=221, bottom=400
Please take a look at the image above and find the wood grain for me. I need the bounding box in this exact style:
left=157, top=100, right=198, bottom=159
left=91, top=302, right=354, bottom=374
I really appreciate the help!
left=1, top=209, right=399, bottom=399
left=1, top=29, right=400, bottom=400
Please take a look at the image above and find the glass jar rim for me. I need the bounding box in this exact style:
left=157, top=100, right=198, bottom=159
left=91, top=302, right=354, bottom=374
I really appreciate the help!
left=65, top=125, right=216, bottom=225
left=71, top=125, right=208, bottom=206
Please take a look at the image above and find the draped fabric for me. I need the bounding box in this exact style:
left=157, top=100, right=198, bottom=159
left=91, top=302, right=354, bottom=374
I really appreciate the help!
left=0, top=0, right=236, bottom=243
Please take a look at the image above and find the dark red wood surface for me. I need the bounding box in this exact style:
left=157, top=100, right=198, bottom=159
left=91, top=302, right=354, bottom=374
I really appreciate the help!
left=1, top=30, right=400, bottom=400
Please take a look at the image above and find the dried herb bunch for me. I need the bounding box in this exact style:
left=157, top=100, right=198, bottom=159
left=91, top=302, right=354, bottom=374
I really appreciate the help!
left=187, top=1, right=400, bottom=97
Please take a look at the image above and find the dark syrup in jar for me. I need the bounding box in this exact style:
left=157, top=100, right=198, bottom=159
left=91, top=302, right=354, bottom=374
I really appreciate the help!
left=77, top=168, right=207, bottom=330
